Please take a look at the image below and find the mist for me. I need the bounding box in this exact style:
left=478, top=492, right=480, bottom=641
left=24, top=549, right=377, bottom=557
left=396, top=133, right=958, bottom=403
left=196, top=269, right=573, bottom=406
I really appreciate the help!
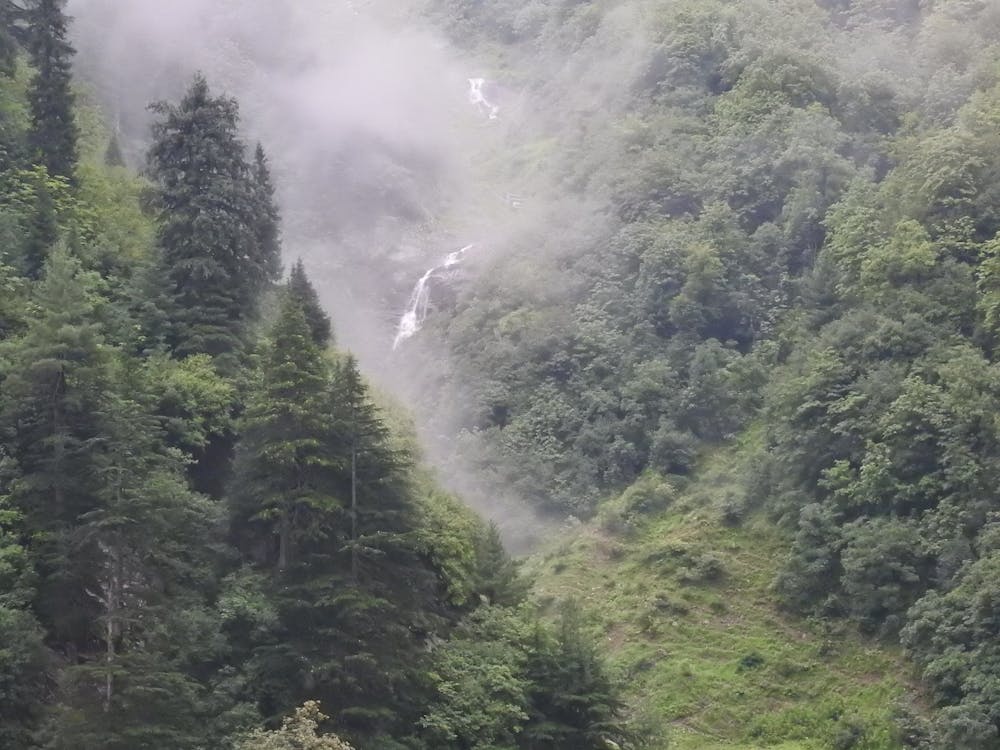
left=65, top=0, right=562, bottom=546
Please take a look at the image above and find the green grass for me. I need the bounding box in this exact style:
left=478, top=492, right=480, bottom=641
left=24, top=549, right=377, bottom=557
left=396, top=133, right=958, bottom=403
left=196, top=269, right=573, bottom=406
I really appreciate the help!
left=523, top=447, right=921, bottom=749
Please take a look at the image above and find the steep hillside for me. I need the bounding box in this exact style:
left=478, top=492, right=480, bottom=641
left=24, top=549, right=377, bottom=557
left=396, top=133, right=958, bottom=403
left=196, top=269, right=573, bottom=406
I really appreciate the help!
left=9, top=0, right=1000, bottom=748
left=528, top=444, right=919, bottom=749
left=406, top=1, right=1000, bottom=746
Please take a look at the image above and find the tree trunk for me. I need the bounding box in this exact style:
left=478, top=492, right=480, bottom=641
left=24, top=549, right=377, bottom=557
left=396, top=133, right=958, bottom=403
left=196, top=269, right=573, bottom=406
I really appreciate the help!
left=278, top=510, right=289, bottom=572
left=350, top=444, right=358, bottom=581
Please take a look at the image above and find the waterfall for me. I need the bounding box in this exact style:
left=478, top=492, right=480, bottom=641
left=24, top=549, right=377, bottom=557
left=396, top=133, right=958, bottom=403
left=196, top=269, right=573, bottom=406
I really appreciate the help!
left=393, top=244, right=475, bottom=350
left=468, top=77, right=499, bottom=120
left=392, top=77, right=498, bottom=351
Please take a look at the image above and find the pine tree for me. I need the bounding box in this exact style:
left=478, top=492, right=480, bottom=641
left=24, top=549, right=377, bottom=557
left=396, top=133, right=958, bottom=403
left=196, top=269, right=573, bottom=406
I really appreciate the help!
left=230, top=292, right=340, bottom=571
left=328, top=354, right=412, bottom=583
left=231, top=347, right=444, bottom=741
left=309, top=354, right=442, bottom=738
left=288, top=258, right=332, bottom=347
left=522, top=602, right=626, bottom=749
left=22, top=177, right=58, bottom=278
left=147, top=75, right=281, bottom=370
left=475, top=522, right=524, bottom=606
left=3, top=255, right=226, bottom=749
left=26, top=0, right=78, bottom=181
left=251, top=143, right=282, bottom=292
left=44, top=387, right=222, bottom=750
left=0, top=247, right=110, bottom=646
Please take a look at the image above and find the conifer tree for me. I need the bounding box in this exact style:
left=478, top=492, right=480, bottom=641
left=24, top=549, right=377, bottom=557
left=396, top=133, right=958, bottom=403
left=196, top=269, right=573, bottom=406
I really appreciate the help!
left=22, top=177, right=58, bottom=278
left=231, top=345, right=444, bottom=740
left=475, top=522, right=524, bottom=606
left=0, top=247, right=110, bottom=645
left=45, top=388, right=221, bottom=750
left=521, top=602, right=625, bottom=749
left=231, top=291, right=340, bottom=571
left=288, top=258, right=332, bottom=346
left=26, top=0, right=77, bottom=181
left=251, top=143, right=283, bottom=291
left=328, top=354, right=412, bottom=583
left=147, top=75, right=281, bottom=369
left=3, top=258, right=225, bottom=750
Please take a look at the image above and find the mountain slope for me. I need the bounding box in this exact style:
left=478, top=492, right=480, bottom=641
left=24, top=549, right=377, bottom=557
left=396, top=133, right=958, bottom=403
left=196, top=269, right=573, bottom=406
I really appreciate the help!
left=528, top=442, right=918, bottom=749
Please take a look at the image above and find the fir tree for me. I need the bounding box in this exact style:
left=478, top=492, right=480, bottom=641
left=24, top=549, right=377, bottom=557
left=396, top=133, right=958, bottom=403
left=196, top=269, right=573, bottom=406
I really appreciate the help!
left=26, top=0, right=78, bottom=181
left=328, top=354, right=412, bottom=583
left=288, top=258, right=332, bottom=347
left=22, top=177, right=58, bottom=279
left=104, top=132, right=125, bottom=167
left=230, top=292, right=340, bottom=571
left=251, top=143, right=282, bottom=292
left=45, top=390, right=221, bottom=750
left=475, top=522, right=524, bottom=606
left=522, top=602, right=626, bottom=750
left=0, top=247, right=110, bottom=647
left=147, top=75, right=281, bottom=370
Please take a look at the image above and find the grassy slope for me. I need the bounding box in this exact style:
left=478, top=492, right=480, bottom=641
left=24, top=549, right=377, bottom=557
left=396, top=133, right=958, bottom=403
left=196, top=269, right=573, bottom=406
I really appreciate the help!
left=524, top=445, right=921, bottom=750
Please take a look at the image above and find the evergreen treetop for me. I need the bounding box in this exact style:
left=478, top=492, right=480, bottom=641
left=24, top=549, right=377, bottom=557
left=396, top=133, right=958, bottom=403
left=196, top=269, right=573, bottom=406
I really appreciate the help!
left=26, top=0, right=77, bottom=181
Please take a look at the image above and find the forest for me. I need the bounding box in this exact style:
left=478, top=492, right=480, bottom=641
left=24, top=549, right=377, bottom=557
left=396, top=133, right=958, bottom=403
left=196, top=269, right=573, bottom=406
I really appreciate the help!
left=0, top=1, right=626, bottom=748
left=3, top=0, right=1000, bottom=748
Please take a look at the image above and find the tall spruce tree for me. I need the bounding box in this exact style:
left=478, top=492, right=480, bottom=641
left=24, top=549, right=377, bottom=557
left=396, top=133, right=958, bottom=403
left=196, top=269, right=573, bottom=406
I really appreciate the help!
left=26, top=0, right=77, bottom=181
left=311, top=354, right=442, bottom=738
left=230, top=330, right=445, bottom=740
left=0, top=247, right=111, bottom=648
left=3, top=254, right=227, bottom=750
left=147, top=75, right=281, bottom=369
left=251, top=143, right=283, bottom=291
left=22, top=177, right=58, bottom=279
left=230, top=291, right=340, bottom=571
left=45, top=389, right=221, bottom=750
left=288, top=258, right=332, bottom=347
left=521, top=602, right=626, bottom=749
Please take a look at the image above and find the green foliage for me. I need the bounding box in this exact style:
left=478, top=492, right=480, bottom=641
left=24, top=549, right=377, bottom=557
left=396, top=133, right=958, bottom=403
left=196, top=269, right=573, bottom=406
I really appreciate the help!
left=146, top=74, right=281, bottom=370
left=231, top=291, right=338, bottom=572
left=26, top=0, right=77, bottom=181
left=238, top=702, right=355, bottom=750
left=17, top=0, right=1000, bottom=745
left=288, top=258, right=332, bottom=347
left=419, top=606, right=530, bottom=748
left=419, top=603, right=629, bottom=750
left=0, top=37, right=554, bottom=750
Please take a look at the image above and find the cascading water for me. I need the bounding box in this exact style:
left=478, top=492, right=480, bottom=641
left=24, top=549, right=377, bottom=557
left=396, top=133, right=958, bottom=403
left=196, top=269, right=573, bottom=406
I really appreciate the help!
left=468, top=77, right=499, bottom=120
left=392, top=244, right=475, bottom=349
left=391, top=76, right=503, bottom=350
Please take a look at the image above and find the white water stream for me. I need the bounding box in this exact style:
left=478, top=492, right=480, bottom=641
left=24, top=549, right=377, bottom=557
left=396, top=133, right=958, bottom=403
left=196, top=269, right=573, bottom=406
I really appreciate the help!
left=391, top=76, right=502, bottom=350
left=392, top=244, right=475, bottom=349
left=468, top=77, right=499, bottom=120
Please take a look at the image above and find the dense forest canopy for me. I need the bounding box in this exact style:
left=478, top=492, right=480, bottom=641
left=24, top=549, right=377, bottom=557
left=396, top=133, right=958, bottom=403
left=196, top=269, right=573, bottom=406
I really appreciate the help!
left=3, top=0, right=1000, bottom=748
